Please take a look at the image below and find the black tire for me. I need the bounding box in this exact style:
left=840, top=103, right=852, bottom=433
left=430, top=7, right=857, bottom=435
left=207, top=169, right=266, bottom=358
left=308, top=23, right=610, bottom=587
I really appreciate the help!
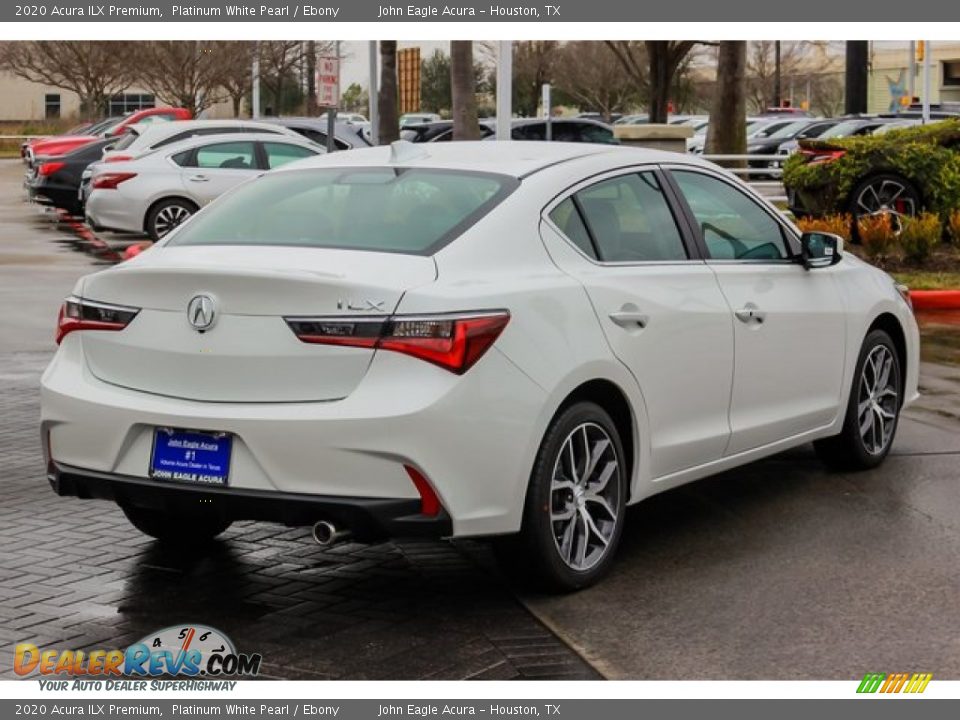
left=121, top=504, right=232, bottom=545
left=847, top=174, right=920, bottom=228
left=814, top=329, right=902, bottom=471
left=495, top=401, right=627, bottom=592
left=145, top=198, right=197, bottom=241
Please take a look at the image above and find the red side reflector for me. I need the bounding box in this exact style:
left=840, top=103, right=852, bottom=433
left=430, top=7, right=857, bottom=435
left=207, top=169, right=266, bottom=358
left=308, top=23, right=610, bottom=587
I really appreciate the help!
left=405, top=465, right=441, bottom=517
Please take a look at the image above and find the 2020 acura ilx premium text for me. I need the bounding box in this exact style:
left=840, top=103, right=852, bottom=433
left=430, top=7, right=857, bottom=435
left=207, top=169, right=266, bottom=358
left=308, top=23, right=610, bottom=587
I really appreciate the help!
left=41, top=141, right=919, bottom=590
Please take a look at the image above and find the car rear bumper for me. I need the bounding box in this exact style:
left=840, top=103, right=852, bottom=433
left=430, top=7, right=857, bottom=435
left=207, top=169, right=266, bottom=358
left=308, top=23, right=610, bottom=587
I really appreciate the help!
left=41, top=335, right=548, bottom=538
left=85, top=191, right=143, bottom=234
left=48, top=461, right=452, bottom=540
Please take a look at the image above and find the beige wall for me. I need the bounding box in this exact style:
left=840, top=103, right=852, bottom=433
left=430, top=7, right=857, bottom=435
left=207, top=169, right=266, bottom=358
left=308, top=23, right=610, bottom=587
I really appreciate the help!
left=0, top=70, right=238, bottom=122
left=868, top=43, right=960, bottom=114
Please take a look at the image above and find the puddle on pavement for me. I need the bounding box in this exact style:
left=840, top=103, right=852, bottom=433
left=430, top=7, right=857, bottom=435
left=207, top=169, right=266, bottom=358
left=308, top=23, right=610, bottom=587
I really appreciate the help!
left=917, top=311, right=960, bottom=366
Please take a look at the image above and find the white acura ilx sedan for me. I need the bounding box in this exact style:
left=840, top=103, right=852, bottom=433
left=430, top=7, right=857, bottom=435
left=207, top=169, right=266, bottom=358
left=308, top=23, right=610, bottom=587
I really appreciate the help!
left=41, top=141, right=919, bottom=590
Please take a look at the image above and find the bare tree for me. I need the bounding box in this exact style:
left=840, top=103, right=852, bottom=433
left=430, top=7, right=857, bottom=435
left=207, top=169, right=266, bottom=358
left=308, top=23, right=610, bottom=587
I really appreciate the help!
left=451, top=41, right=480, bottom=140
left=0, top=41, right=135, bottom=119
left=218, top=42, right=256, bottom=117
left=510, top=41, right=559, bottom=117
left=135, top=41, right=237, bottom=116
left=606, top=41, right=698, bottom=123
left=746, top=41, right=837, bottom=113
left=705, top=42, right=747, bottom=161
left=553, top=42, right=641, bottom=121
left=378, top=41, right=399, bottom=144
left=258, top=41, right=306, bottom=115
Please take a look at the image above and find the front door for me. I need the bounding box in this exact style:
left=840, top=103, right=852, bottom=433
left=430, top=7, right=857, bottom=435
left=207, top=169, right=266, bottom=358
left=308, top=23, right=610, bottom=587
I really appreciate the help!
left=669, top=168, right=847, bottom=455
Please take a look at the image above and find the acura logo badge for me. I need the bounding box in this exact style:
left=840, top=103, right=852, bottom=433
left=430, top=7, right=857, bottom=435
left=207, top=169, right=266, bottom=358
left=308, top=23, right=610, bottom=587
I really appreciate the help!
left=187, top=294, right=217, bottom=332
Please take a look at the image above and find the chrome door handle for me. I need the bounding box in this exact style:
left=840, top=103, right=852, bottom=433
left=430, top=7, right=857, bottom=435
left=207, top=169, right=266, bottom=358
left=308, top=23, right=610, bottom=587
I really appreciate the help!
left=609, top=311, right=649, bottom=329
left=188, top=175, right=209, bottom=182
left=735, top=306, right=765, bottom=324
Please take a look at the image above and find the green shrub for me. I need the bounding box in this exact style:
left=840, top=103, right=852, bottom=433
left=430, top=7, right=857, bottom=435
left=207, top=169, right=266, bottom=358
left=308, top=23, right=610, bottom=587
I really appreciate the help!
left=783, top=119, right=960, bottom=222
left=899, top=212, right=942, bottom=263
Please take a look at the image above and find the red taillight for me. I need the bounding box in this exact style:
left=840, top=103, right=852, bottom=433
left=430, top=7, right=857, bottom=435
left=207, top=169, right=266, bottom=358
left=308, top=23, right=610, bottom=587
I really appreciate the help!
left=286, top=311, right=510, bottom=375
left=56, top=296, right=140, bottom=345
left=103, top=154, right=133, bottom=163
left=800, top=148, right=846, bottom=165
left=405, top=465, right=442, bottom=517
left=38, top=161, right=65, bottom=177
left=92, top=172, right=137, bottom=190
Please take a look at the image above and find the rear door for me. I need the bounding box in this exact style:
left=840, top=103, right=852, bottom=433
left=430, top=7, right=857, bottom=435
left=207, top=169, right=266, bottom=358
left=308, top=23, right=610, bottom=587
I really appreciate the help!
left=666, top=167, right=847, bottom=455
left=540, top=168, right=734, bottom=479
left=178, top=140, right=259, bottom=206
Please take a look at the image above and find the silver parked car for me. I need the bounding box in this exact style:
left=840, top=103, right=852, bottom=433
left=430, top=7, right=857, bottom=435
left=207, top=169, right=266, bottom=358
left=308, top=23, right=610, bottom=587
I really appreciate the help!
left=85, top=133, right=324, bottom=240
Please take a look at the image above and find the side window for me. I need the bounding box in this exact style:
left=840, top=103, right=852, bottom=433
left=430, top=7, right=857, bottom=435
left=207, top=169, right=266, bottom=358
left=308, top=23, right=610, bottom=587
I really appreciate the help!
left=171, top=150, right=192, bottom=167
left=557, top=172, right=688, bottom=262
left=548, top=198, right=596, bottom=259
left=578, top=124, right=615, bottom=144
left=194, top=141, right=256, bottom=170
left=672, top=170, right=788, bottom=260
left=264, top=142, right=316, bottom=169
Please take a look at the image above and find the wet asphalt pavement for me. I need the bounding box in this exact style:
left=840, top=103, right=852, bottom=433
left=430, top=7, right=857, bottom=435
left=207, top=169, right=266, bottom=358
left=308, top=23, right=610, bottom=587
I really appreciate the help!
left=3, top=158, right=960, bottom=680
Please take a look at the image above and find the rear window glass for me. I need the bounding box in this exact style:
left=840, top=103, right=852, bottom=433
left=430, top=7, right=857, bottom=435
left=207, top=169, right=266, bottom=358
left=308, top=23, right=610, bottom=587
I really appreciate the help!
left=168, top=167, right=518, bottom=255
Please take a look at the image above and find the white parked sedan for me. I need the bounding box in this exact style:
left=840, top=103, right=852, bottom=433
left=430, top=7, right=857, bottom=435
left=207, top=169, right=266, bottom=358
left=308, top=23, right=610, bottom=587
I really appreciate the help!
left=42, top=141, right=919, bottom=590
left=85, top=133, right=324, bottom=240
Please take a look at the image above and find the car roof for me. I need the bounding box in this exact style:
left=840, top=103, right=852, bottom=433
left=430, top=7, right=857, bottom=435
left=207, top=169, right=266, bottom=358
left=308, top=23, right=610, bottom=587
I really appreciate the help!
left=148, top=131, right=322, bottom=156
left=273, top=140, right=687, bottom=179
left=125, top=119, right=288, bottom=141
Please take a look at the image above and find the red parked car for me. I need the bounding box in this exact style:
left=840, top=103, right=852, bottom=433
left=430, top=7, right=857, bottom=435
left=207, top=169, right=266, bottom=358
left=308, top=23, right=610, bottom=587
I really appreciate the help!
left=24, top=107, right=192, bottom=166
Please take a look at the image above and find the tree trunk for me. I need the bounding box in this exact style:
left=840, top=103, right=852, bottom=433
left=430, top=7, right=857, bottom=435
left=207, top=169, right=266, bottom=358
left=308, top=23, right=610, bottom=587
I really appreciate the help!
left=845, top=41, right=869, bottom=115
left=648, top=42, right=671, bottom=123
left=378, top=40, right=399, bottom=144
left=705, top=42, right=747, bottom=164
left=451, top=41, right=480, bottom=140
left=306, top=40, right=317, bottom=116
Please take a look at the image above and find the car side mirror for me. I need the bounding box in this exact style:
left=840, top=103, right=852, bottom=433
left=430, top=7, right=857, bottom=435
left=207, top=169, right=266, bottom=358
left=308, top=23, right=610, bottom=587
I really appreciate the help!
left=800, top=231, right=843, bottom=270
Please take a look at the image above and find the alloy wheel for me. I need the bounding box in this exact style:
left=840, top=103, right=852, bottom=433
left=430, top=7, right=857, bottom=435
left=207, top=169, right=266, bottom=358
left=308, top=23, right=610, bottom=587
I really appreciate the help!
left=154, top=204, right=193, bottom=237
left=550, top=422, right=621, bottom=571
left=857, top=345, right=899, bottom=455
left=854, top=179, right=916, bottom=233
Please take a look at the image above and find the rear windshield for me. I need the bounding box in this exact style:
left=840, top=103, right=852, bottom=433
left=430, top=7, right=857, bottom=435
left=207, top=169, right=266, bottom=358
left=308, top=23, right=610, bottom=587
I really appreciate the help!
left=168, top=167, right=518, bottom=255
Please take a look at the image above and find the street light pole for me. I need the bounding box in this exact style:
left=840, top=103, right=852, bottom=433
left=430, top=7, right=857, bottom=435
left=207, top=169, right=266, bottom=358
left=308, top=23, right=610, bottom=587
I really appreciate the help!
left=773, top=40, right=782, bottom=108
left=368, top=40, right=379, bottom=145
left=252, top=41, right=260, bottom=119
left=496, top=41, right=512, bottom=141
left=922, top=40, right=932, bottom=124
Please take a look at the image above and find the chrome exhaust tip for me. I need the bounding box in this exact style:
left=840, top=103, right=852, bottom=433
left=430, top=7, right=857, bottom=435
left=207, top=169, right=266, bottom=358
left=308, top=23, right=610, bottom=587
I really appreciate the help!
left=312, top=521, right=351, bottom=547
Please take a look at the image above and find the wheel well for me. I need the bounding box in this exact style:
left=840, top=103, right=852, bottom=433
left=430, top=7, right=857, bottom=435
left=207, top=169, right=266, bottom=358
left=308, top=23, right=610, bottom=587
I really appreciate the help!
left=555, top=379, right=635, bottom=493
left=143, top=196, right=198, bottom=233
left=867, top=313, right=908, bottom=394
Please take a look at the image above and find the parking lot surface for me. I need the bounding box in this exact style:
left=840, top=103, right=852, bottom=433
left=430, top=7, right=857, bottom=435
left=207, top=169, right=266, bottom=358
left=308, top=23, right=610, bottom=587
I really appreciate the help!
left=3, top=158, right=960, bottom=680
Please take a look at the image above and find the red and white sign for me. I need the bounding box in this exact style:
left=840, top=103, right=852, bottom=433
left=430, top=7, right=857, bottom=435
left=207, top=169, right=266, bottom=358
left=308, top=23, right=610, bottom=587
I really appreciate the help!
left=316, top=56, right=339, bottom=108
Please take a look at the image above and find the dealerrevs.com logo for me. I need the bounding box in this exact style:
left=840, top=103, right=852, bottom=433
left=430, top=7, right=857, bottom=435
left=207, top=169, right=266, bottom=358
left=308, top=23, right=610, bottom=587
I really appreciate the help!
left=15, top=624, right=261, bottom=688
left=857, top=672, right=933, bottom=694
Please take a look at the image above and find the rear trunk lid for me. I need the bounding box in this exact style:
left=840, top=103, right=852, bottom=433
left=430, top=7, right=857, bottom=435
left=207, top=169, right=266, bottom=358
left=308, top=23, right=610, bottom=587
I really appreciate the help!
left=79, top=246, right=436, bottom=402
